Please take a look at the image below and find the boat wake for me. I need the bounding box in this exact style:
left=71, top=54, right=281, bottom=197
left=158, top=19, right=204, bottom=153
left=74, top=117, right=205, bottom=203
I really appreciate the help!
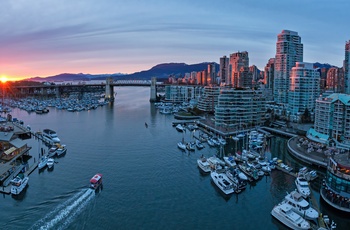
left=30, top=188, right=95, bottom=230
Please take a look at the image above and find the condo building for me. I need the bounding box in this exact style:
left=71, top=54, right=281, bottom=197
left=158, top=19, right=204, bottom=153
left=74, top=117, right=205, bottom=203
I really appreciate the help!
left=214, top=88, right=266, bottom=128
left=264, top=58, right=275, bottom=89
left=229, top=51, right=252, bottom=88
left=274, top=30, right=303, bottom=104
left=326, top=67, right=344, bottom=93
left=288, top=62, right=320, bottom=122
left=197, top=86, right=220, bottom=113
left=219, top=56, right=229, bottom=85
left=310, top=93, right=350, bottom=145
left=164, top=85, right=203, bottom=103
left=344, top=40, right=350, bottom=94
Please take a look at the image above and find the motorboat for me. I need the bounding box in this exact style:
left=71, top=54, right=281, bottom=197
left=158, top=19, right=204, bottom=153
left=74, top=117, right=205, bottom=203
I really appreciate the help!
left=197, top=156, right=211, bottom=173
left=10, top=175, right=29, bottom=195
left=210, top=170, right=234, bottom=195
left=177, top=141, right=187, bottom=151
left=271, top=202, right=310, bottom=230
left=217, top=136, right=226, bottom=145
left=47, top=158, right=54, bottom=169
left=38, top=155, right=49, bottom=170
left=207, top=156, right=225, bottom=170
left=283, top=190, right=318, bottom=220
left=56, top=144, right=67, bottom=157
left=195, top=140, right=205, bottom=150
left=186, top=142, right=195, bottom=151
left=90, top=173, right=103, bottom=190
left=175, top=124, right=185, bottom=132
left=295, top=176, right=311, bottom=198
left=223, top=156, right=236, bottom=168
left=207, top=138, right=216, bottom=147
left=234, top=168, right=248, bottom=181
left=48, top=146, right=58, bottom=157
left=225, top=170, right=246, bottom=192
left=42, top=129, right=60, bottom=145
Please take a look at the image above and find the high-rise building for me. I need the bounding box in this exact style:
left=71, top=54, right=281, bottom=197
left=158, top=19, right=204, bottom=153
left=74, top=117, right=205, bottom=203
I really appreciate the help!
left=207, top=63, right=216, bottom=85
left=214, top=88, right=266, bottom=128
left=344, top=40, right=350, bottom=94
left=274, top=30, right=303, bottom=104
left=219, top=56, right=229, bottom=85
left=229, top=51, right=251, bottom=88
left=288, top=62, right=320, bottom=122
left=264, top=58, right=275, bottom=89
left=326, top=67, right=344, bottom=93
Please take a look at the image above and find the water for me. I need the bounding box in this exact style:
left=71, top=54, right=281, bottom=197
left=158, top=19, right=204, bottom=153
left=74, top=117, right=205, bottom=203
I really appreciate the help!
left=1, top=87, right=349, bottom=230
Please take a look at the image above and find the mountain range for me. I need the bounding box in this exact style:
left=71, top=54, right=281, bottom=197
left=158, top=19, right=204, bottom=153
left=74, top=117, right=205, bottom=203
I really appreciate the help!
left=25, top=62, right=220, bottom=82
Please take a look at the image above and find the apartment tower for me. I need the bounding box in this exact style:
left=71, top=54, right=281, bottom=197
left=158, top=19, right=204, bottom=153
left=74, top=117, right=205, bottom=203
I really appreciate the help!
left=274, top=30, right=303, bottom=104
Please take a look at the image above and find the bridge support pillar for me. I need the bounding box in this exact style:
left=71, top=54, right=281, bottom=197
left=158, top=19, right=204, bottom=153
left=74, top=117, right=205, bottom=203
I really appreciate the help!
left=105, top=77, right=114, bottom=101
left=150, top=77, right=157, bottom=102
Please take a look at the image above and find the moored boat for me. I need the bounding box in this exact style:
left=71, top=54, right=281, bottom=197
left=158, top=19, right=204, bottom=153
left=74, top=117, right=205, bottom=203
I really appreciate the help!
left=175, top=124, right=185, bottom=132
left=197, top=156, right=211, bottom=173
left=10, top=175, right=29, bottom=195
left=186, top=142, right=195, bottom=151
left=47, top=158, right=54, bottom=169
left=177, top=141, right=187, bottom=151
left=38, top=155, right=49, bottom=170
left=195, top=140, right=205, bottom=150
left=48, top=146, right=58, bottom=157
left=295, top=176, right=311, bottom=198
left=210, top=170, right=234, bottom=195
left=42, top=129, right=60, bottom=145
left=283, top=190, right=318, bottom=220
left=90, top=173, right=103, bottom=190
left=56, top=144, right=67, bottom=157
left=271, top=202, right=310, bottom=230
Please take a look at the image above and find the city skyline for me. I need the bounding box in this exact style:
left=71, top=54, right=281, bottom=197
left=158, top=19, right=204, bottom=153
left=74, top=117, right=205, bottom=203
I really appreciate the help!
left=1, top=0, right=349, bottom=80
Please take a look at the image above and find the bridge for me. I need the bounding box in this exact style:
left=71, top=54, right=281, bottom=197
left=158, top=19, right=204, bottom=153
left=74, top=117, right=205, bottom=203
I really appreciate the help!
left=4, top=78, right=162, bottom=102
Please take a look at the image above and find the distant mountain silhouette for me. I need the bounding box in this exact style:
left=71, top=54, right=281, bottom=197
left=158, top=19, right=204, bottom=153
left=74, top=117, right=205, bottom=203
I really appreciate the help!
left=24, top=62, right=219, bottom=82
left=313, top=62, right=338, bottom=69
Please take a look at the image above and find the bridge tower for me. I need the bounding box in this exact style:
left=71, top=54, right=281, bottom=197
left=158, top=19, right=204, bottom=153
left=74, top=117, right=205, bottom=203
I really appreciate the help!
left=150, top=77, right=157, bottom=102
left=105, top=77, right=115, bottom=102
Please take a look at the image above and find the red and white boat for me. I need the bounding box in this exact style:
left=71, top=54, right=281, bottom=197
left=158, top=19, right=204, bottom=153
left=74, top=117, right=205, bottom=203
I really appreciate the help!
left=90, top=173, right=103, bottom=190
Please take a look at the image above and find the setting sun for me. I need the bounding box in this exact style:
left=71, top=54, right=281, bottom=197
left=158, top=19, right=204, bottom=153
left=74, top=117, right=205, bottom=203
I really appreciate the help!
left=0, top=75, right=8, bottom=83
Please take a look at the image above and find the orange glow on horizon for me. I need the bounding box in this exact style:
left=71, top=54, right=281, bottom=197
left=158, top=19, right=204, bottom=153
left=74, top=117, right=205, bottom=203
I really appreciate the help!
left=0, top=75, right=8, bottom=83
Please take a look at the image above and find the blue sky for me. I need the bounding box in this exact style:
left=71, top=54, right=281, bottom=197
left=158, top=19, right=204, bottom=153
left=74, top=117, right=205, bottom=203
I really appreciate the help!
left=0, top=0, right=349, bottom=79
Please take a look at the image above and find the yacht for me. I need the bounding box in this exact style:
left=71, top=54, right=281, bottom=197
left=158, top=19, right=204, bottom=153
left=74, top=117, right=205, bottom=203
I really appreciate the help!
left=210, top=170, right=234, bottom=195
left=47, top=158, right=54, bottom=169
left=10, top=175, right=29, bottom=195
left=197, top=156, right=211, bottom=173
left=195, top=140, right=205, bottom=150
left=271, top=202, right=310, bottom=230
left=42, top=129, right=60, bottom=145
left=295, top=176, right=311, bottom=198
left=56, top=144, right=67, bottom=157
left=223, top=156, right=236, bottom=168
left=284, top=190, right=319, bottom=220
left=38, top=155, right=49, bottom=170
left=48, top=146, right=58, bottom=157
left=175, top=124, right=185, bottom=132
left=186, top=142, right=195, bottom=151
left=177, top=141, right=187, bottom=151
left=207, top=156, right=225, bottom=170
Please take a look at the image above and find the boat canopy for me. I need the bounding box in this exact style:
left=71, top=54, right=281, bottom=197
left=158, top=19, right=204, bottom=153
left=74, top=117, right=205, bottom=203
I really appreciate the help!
left=90, top=173, right=102, bottom=184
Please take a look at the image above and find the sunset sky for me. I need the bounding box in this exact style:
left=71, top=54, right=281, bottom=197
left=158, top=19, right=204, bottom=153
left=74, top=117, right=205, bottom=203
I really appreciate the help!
left=1, top=0, right=349, bottom=81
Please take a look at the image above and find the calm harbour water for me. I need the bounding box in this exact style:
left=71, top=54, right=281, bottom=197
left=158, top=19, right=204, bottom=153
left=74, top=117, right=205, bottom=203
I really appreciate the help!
left=1, top=87, right=349, bottom=230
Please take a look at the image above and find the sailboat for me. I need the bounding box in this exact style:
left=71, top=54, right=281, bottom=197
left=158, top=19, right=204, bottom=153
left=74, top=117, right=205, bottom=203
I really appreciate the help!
left=177, top=130, right=187, bottom=151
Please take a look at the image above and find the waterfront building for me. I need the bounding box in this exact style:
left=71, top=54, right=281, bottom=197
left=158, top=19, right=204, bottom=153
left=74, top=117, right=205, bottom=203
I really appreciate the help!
left=326, top=67, right=344, bottom=93
left=229, top=51, right=252, bottom=88
left=197, top=86, right=220, bottom=113
left=321, top=154, right=350, bottom=213
left=214, top=88, right=266, bottom=128
left=219, top=56, right=229, bottom=85
left=309, top=93, right=350, bottom=146
left=288, top=62, right=320, bottom=122
left=0, top=122, right=32, bottom=187
left=344, top=40, right=350, bottom=94
left=274, top=30, right=303, bottom=104
left=164, top=85, right=203, bottom=103
left=264, top=58, right=275, bottom=89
